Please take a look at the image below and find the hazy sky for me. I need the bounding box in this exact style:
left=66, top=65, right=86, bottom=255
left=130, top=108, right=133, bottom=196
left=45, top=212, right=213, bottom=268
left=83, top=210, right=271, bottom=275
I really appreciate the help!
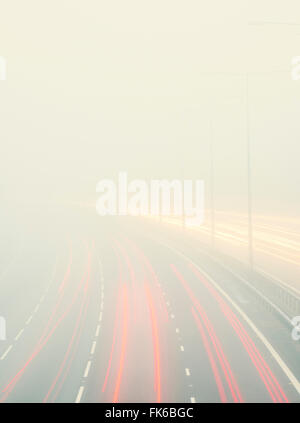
left=0, top=1, right=299, bottom=215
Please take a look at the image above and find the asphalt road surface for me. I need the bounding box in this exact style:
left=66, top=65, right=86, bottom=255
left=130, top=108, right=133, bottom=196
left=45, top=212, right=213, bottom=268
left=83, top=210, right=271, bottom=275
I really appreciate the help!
left=0, top=210, right=299, bottom=403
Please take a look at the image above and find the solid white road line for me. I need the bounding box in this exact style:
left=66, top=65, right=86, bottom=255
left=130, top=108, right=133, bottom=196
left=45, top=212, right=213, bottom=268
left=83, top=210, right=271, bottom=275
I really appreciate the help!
left=256, top=266, right=300, bottom=298
left=163, top=242, right=300, bottom=396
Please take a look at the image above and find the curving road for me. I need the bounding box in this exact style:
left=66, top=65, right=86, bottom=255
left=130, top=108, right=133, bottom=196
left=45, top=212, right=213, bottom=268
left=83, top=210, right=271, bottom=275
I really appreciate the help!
left=0, top=213, right=299, bottom=403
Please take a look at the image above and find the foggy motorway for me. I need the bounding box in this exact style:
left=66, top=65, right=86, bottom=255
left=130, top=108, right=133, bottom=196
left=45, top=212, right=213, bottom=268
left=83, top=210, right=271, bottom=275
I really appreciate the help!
left=0, top=209, right=299, bottom=403
left=1, top=2, right=300, bottom=408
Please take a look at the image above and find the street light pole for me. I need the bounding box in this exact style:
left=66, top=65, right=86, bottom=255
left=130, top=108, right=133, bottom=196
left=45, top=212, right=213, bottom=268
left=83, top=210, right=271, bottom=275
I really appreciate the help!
left=246, top=74, right=254, bottom=271
left=209, top=119, right=215, bottom=250
left=245, top=19, right=298, bottom=272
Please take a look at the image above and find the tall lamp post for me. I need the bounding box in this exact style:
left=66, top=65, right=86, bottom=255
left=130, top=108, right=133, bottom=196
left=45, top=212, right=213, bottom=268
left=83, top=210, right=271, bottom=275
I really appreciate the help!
left=209, top=118, right=216, bottom=250
left=245, top=74, right=254, bottom=272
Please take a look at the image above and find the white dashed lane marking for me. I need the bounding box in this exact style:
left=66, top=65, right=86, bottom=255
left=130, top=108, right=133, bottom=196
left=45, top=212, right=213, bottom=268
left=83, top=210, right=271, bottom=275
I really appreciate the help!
left=0, top=259, right=58, bottom=361
left=14, top=328, right=24, bottom=341
left=75, top=386, right=85, bottom=403
left=0, top=345, right=13, bottom=360
left=84, top=361, right=92, bottom=378
left=95, top=324, right=101, bottom=337
left=26, top=315, right=33, bottom=325
left=90, top=341, right=97, bottom=355
left=75, top=259, right=105, bottom=403
left=158, top=288, right=197, bottom=403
